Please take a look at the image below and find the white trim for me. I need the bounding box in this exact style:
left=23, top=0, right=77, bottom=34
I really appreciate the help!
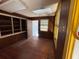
left=0, top=31, right=26, bottom=39
left=0, top=31, right=1, bottom=37
left=11, top=17, right=14, bottom=33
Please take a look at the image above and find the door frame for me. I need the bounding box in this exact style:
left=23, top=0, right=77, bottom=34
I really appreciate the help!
left=56, top=0, right=71, bottom=59
left=63, top=0, right=79, bottom=59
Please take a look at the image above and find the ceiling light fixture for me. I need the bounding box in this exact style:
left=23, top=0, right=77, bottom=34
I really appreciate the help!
left=32, top=8, right=52, bottom=15
left=32, top=2, right=58, bottom=15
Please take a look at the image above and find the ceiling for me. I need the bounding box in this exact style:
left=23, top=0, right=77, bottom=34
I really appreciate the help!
left=0, top=0, right=58, bottom=17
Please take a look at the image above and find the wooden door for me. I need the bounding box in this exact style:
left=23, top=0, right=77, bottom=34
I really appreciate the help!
left=38, top=19, right=53, bottom=39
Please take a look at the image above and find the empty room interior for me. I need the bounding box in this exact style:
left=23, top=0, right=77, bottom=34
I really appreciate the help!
left=0, top=0, right=79, bottom=59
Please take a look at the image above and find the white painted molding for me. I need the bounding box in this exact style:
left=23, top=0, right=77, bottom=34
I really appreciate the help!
left=11, top=17, right=14, bottom=33
left=0, top=31, right=26, bottom=39
left=20, top=19, right=22, bottom=31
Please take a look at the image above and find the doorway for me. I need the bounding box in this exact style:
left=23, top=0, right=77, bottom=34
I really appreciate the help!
left=32, top=20, right=39, bottom=37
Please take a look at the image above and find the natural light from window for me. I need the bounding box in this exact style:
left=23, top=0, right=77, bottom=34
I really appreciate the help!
left=40, top=20, right=48, bottom=31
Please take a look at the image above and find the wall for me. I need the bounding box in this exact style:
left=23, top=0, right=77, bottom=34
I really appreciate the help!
left=27, top=20, right=32, bottom=37
left=72, top=39, right=79, bottom=59
left=54, top=3, right=61, bottom=48
left=72, top=24, right=79, bottom=59
left=71, top=26, right=79, bottom=59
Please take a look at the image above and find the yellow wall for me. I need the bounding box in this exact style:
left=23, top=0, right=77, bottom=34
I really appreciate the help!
left=63, top=0, right=79, bottom=59
left=54, top=3, right=61, bottom=48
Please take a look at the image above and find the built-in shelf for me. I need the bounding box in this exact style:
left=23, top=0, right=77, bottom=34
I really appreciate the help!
left=0, top=15, right=27, bottom=37
left=1, top=29, right=12, bottom=35
left=0, top=25, right=11, bottom=27
left=22, top=20, right=26, bottom=31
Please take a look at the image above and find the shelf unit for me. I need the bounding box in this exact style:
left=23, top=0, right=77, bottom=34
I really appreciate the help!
left=0, top=15, right=12, bottom=36
left=13, top=18, right=20, bottom=33
left=0, top=15, right=27, bottom=37
left=21, top=20, right=26, bottom=31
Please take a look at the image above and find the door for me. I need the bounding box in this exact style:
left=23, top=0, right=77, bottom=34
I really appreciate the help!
left=39, top=19, right=53, bottom=39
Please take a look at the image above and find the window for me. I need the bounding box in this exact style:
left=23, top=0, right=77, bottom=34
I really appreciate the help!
left=40, top=20, right=48, bottom=31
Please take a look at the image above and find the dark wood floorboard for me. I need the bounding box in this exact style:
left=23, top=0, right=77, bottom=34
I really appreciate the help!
left=0, top=37, right=55, bottom=59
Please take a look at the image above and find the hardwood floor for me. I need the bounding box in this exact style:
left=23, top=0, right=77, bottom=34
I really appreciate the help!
left=0, top=37, right=55, bottom=59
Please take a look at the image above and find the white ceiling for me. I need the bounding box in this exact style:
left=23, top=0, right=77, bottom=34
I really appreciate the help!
left=0, top=0, right=58, bottom=17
